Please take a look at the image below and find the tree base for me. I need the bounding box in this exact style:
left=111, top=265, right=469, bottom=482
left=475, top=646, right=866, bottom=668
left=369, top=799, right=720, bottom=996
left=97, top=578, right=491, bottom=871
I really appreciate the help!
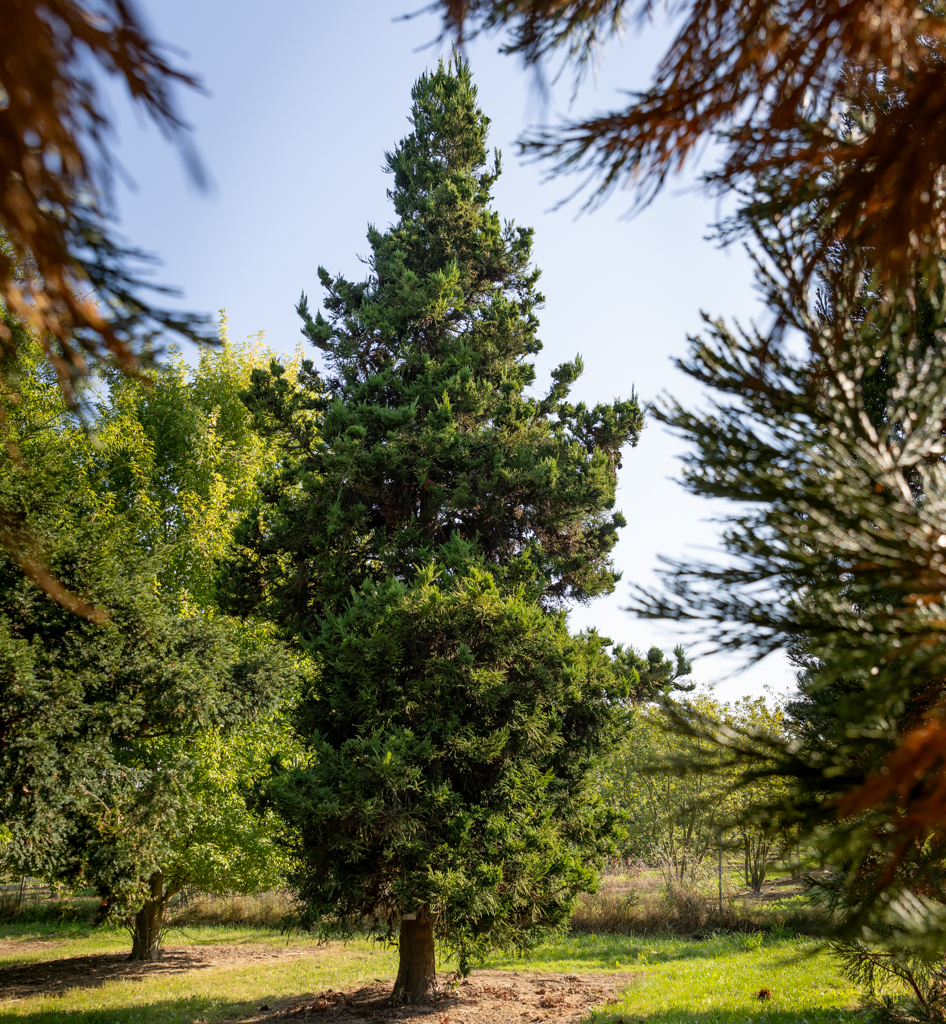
left=127, top=947, right=162, bottom=962
left=127, top=881, right=166, bottom=961
left=392, top=917, right=437, bottom=1004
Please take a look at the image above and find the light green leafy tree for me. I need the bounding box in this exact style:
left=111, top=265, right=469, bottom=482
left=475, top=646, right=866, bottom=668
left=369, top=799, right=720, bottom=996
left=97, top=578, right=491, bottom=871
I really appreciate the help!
left=76, top=703, right=303, bottom=958
left=603, top=694, right=791, bottom=893
left=0, top=323, right=303, bottom=959
left=87, top=324, right=306, bottom=958
left=94, top=315, right=297, bottom=608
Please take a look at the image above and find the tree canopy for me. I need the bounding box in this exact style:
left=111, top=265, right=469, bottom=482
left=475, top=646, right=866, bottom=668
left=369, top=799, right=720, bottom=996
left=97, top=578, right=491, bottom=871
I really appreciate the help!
left=231, top=58, right=643, bottom=1001
left=0, top=330, right=300, bottom=956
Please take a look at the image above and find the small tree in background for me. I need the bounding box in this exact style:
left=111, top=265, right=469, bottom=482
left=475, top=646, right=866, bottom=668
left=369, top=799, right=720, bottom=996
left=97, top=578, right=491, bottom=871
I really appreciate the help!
left=71, top=710, right=301, bottom=960
left=231, top=58, right=643, bottom=1001
left=602, top=696, right=726, bottom=881
left=602, top=693, right=788, bottom=892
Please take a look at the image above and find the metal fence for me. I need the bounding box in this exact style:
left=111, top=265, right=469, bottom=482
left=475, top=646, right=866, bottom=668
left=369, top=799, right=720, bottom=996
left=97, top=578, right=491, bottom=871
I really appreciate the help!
left=0, top=877, right=54, bottom=909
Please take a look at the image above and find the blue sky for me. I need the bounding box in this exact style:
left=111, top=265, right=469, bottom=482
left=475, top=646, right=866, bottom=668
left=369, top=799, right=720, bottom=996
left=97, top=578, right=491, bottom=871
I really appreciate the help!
left=106, top=0, right=793, bottom=700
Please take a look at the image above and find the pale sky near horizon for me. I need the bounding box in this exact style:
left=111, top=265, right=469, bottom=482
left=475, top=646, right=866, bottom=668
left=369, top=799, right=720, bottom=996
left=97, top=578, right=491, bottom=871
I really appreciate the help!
left=104, top=0, right=795, bottom=701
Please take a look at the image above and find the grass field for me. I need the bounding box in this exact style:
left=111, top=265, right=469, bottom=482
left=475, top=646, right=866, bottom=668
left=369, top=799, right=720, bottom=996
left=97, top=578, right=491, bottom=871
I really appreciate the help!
left=0, top=921, right=862, bottom=1024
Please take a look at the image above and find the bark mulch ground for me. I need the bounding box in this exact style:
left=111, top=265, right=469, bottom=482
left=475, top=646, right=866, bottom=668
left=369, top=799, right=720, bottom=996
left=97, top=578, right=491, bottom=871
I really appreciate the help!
left=260, top=970, right=640, bottom=1024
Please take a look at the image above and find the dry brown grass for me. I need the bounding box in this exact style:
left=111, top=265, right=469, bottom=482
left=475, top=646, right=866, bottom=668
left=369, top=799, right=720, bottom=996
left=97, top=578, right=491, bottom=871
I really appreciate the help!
left=569, top=865, right=830, bottom=937
left=0, top=870, right=827, bottom=938
left=167, top=890, right=296, bottom=928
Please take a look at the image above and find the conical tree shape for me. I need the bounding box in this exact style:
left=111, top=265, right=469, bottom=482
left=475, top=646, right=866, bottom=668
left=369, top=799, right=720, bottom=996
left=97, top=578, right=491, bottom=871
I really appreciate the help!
left=231, top=59, right=643, bottom=1000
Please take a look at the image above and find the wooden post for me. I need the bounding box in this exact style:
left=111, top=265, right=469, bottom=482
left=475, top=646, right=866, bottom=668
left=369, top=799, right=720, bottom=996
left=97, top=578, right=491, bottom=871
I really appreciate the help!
left=718, top=829, right=723, bottom=914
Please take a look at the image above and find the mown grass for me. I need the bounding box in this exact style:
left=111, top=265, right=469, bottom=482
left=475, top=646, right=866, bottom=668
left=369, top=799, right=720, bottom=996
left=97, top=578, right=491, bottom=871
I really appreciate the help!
left=487, top=932, right=860, bottom=1023
left=0, top=868, right=855, bottom=1024
left=0, top=924, right=862, bottom=1024
left=0, top=930, right=398, bottom=1024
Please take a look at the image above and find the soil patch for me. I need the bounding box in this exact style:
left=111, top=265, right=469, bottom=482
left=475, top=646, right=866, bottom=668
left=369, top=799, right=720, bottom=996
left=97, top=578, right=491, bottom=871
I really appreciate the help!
left=0, top=942, right=316, bottom=1000
left=258, top=970, right=639, bottom=1024
left=0, top=938, right=68, bottom=957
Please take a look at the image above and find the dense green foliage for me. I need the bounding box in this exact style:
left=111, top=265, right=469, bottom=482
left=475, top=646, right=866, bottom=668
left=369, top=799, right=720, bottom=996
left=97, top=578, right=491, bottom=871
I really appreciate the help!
left=275, top=566, right=625, bottom=968
left=74, top=712, right=301, bottom=926
left=630, top=208, right=946, bottom=950
left=0, top=330, right=300, bottom=928
left=95, top=316, right=291, bottom=609
left=612, top=644, right=693, bottom=703
left=230, top=59, right=643, bottom=976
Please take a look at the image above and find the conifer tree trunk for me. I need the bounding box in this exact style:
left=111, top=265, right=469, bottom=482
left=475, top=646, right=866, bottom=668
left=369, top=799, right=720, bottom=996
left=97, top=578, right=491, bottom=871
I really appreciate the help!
left=128, top=873, right=166, bottom=961
left=393, top=915, right=437, bottom=1003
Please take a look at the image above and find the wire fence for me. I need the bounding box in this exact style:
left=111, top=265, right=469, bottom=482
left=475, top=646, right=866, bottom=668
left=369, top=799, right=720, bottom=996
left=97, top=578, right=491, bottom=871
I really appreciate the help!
left=0, top=877, right=50, bottom=911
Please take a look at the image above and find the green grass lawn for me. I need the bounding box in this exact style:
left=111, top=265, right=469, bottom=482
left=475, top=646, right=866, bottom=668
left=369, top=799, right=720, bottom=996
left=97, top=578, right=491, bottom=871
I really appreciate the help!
left=488, top=932, right=861, bottom=1024
left=0, top=924, right=862, bottom=1024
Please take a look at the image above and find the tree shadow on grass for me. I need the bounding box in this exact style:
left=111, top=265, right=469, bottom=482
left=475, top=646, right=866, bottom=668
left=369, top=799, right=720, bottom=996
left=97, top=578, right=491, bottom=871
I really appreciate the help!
left=0, top=948, right=219, bottom=999
left=0, top=942, right=326, bottom=1001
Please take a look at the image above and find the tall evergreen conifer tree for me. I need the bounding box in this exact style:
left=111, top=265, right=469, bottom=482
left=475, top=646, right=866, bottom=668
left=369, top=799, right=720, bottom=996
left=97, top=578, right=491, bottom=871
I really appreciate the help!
left=232, top=60, right=643, bottom=1001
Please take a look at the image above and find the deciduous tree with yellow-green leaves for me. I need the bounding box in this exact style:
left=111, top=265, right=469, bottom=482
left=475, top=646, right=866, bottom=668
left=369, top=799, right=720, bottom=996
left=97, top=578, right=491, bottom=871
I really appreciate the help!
left=0, top=325, right=301, bottom=960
